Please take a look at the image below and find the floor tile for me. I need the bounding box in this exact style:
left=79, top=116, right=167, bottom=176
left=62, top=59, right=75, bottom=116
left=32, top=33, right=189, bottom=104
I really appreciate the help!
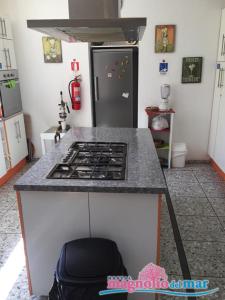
left=218, top=217, right=225, bottom=230
left=160, top=213, right=174, bottom=240
left=191, top=277, right=225, bottom=300
left=0, top=233, right=21, bottom=267
left=0, top=210, right=20, bottom=234
left=0, top=197, right=16, bottom=214
left=161, top=197, right=169, bottom=215
left=200, top=182, right=225, bottom=198
left=164, top=170, right=198, bottom=183
left=168, top=182, right=205, bottom=197
left=171, top=196, right=215, bottom=216
left=7, top=267, right=30, bottom=300
left=176, top=215, right=225, bottom=242
left=160, top=238, right=182, bottom=276
left=183, top=241, right=225, bottom=278
left=193, top=169, right=224, bottom=183
left=159, top=294, right=188, bottom=300
left=172, top=163, right=211, bottom=171
left=208, top=197, right=225, bottom=216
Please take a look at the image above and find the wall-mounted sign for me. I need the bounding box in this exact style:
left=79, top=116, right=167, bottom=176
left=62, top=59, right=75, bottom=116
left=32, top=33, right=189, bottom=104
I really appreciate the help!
left=155, top=25, right=176, bottom=53
left=159, top=60, right=168, bottom=74
left=182, top=57, right=203, bottom=84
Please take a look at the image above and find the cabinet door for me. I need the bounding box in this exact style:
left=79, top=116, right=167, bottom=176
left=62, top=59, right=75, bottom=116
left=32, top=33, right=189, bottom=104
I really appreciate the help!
left=2, top=18, right=13, bottom=40
left=5, top=113, right=28, bottom=168
left=0, top=18, right=4, bottom=38
left=3, top=39, right=17, bottom=70
left=0, top=17, right=13, bottom=39
left=0, top=122, right=7, bottom=177
left=208, top=63, right=225, bottom=158
left=0, top=39, right=8, bottom=70
left=89, top=192, right=158, bottom=291
left=214, top=90, right=225, bottom=172
left=218, top=9, right=225, bottom=61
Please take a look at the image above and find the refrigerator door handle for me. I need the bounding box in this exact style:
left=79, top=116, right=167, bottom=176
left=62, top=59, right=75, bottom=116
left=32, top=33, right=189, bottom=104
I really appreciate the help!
left=94, top=76, right=99, bottom=101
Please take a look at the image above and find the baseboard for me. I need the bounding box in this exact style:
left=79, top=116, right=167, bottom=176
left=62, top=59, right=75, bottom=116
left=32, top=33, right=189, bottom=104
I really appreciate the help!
left=211, top=159, right=225, bottom=180
left=0, top=159, right=26, bottom=186
left=186, top=160, right=210, bottom=164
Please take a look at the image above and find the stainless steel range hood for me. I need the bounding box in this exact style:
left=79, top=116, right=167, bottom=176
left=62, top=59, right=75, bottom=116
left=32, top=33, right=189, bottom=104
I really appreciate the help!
left=27, top=0, right=147, bottom=43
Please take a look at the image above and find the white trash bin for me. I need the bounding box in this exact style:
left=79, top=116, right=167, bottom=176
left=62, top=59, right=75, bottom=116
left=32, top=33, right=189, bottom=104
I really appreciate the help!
left=172, top=143, right=187, bottom=168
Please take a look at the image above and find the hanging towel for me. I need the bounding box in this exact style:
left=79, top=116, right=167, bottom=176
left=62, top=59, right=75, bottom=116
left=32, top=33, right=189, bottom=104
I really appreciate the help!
left=6, top=80, right=16, bottom=88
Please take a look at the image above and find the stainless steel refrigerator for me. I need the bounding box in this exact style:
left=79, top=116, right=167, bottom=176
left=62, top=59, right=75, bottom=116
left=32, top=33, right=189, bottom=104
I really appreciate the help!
left=91, top=47, right=138, bottom=128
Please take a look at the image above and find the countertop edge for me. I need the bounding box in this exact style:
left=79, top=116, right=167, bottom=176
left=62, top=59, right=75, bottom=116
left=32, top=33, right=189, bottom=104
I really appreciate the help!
left=14, top=185, right=168, bottom=194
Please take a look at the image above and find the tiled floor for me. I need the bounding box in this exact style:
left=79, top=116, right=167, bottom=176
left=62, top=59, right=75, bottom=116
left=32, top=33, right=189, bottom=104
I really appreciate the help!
left=160, top=163, right=225, bottom=300
left=0, top=162, right=225, bottom=299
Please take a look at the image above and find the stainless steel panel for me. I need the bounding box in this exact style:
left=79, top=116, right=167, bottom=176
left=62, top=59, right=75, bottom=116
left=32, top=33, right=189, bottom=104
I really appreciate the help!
left=92, top=48, right=134, bottom=127
left=27, top=18, right=146, bottom=43
left=69, top=0, right=119, bottom=19
left=0, top=70, right=19, bottom=81
left=0, top=80, right=22, bottom=118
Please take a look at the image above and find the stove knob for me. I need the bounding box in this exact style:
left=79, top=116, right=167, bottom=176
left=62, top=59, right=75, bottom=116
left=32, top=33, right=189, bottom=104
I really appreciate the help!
left=3, top=74, right=6, bottom=78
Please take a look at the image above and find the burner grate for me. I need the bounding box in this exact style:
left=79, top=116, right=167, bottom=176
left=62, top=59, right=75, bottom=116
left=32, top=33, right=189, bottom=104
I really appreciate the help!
left=47, top=142, right=127, bottom=180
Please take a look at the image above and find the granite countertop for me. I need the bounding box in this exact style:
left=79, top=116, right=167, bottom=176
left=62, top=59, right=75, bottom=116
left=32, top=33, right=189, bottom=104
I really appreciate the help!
left=14, top=127, right=168, bottom=193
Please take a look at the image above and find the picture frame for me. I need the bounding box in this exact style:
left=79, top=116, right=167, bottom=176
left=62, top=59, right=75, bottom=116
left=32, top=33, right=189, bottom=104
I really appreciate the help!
left=42, top=37, right=63, bottom=63
left=182, top=57, right=203, bottom=84
left=155, top=25, right=176, bottom=53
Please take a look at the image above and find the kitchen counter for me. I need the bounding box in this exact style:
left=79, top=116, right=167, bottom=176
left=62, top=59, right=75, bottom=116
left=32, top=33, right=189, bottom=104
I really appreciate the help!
left=14, top=127, right=167, bottom=193
left=15, top=127, right=168, bottom=299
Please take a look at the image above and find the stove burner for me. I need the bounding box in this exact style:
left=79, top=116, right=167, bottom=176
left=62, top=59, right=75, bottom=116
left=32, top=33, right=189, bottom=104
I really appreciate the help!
left=47, top=142, right=127, bottom=180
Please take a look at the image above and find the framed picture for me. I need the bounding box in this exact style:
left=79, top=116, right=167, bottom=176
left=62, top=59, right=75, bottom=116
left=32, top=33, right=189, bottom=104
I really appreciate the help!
left=155, top=25, right=176, bottom=53
left=42, top=37, right=62, bottom=63
left=182, top=57, right=203, bottom=84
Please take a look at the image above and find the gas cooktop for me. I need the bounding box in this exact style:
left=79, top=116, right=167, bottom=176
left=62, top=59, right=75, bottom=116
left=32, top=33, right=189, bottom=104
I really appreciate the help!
left=47, top=142, right=127, bottom=180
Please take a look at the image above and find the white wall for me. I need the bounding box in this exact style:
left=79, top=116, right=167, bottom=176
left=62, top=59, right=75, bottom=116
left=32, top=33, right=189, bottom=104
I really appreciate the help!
left=0, top=0, right=224, bottom=159
left=0, top=0, right=92, bottom=157
left=122, top=0, right=223, bottom=160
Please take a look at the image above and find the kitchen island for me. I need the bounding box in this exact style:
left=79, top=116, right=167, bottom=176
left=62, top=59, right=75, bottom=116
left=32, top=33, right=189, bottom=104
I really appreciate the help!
left=14, top=127, right=168, bottom=299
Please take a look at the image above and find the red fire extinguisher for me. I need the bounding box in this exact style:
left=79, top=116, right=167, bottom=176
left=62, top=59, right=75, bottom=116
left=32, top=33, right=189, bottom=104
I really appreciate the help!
left=68, top=75, right=81, bottom=110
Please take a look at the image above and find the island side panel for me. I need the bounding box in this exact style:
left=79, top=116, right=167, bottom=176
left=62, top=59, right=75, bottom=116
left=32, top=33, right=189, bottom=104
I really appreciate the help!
left=19, top=191, right=90, bottom=296
left=89, top=193, right=159, bottom=300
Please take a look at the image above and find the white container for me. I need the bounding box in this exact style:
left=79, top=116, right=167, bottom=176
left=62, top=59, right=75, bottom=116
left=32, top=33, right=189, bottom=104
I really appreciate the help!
left=172, top=143, right=187, bottom=168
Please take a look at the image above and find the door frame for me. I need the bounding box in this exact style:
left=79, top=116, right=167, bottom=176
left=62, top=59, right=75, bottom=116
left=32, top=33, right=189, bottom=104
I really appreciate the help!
left=90, top=46, right=139, bottom=128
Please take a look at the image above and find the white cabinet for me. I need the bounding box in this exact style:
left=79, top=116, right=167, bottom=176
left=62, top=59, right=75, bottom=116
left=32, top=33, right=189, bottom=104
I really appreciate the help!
left=209, top=9, right=225, bottom=172
left=0, top=39, right=17, bottom=70
left=89, top=192, right=158, bottom=296
left=214, top=91, right=225, bottom=172
left=0, top=122, right=7, bottom=177
left=0, top=17, right=16, bottom=70
left=208, top=63, right=225, bottom=158
left=5, top=113, right=28, bottom=168
left=3, top=39, right=17, bottom=69
left=218, top=9, right=225, bottom=61
left=0, top=17, right=13, bottom=40
left=0, top=38, right=4, bottom=70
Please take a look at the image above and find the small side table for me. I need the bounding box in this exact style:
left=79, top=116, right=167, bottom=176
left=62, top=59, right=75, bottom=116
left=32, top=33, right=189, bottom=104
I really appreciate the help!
left=145, top=109, right=175, bottom=169
left=40, top=127, right=66, bottom=155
